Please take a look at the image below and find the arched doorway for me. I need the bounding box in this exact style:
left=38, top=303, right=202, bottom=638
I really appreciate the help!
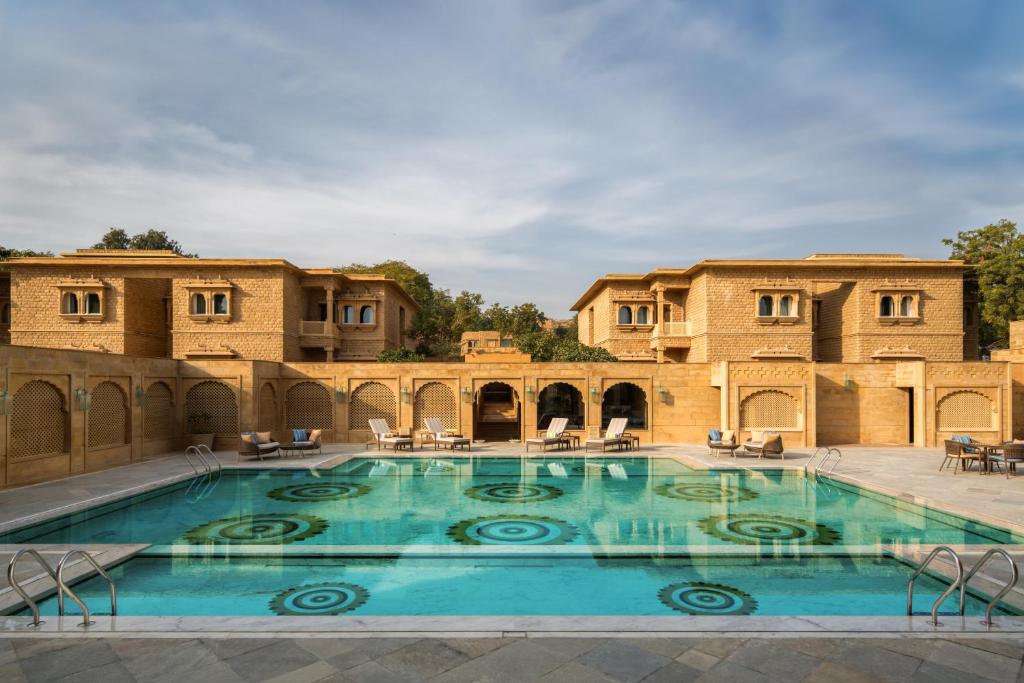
left=601, top=383, right=647, bottom=430
left=537, top=383, right=584, bottom=430
left=474, top=382, right=521, bottom=441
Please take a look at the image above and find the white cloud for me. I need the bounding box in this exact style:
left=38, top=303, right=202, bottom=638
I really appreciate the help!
left=1, top=1, right=1022, bottom=314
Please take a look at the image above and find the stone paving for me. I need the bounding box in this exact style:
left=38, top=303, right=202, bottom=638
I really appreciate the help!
left=2, top=635, right=1024, bottom=682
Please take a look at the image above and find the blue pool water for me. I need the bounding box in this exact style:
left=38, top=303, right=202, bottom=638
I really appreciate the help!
left=6, top=456, right=1020, bottom=618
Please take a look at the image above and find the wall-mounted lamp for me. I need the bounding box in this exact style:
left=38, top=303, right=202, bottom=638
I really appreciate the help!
left=74, top=388, right=92, bottom=412
left=461, top=387, right=473, bottom=403
left=335, top=387, right=346, bottom=403
left=657, top=384, right=669, bottom=403
left=842, top=374, right=853, bottom=390
left=400, top=386, right=411, bottom=403
left=134, top=385, right=146, bottom=405
left=525, top=385, right=535, bottom=403
left=590, top=386, right=600, bottom=403
left=0, top=389, right=10, bottom=416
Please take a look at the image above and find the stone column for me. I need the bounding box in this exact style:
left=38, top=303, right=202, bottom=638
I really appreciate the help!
left=325, top=286, right=335, bottom=324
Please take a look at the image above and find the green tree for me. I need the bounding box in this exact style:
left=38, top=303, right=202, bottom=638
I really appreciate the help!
left=377, top=347, right=426, bottom=362
left=943, top=219, right=1024, bottom=349
left=483, top=302, right=547, bottom=337
left=0, top=246, right=53, bottom=260
left=94, top=228, right=196, bottom=257
left=511, top=329, right=618, bottom=362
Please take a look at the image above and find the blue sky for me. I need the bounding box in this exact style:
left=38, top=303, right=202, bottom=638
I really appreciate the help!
left=2, top=1, right=1023, bottom=316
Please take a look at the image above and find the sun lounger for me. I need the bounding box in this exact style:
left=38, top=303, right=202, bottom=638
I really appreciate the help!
left=423, top=417, right=471, bottom=451
left=585, top=418, right=629, bottom=452
left=526, top=417, right=569, bottom=452
left=367, top=419, right=414, bottom=451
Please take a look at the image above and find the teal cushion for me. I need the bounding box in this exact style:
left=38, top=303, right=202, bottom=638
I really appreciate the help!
left=291, top=428, right=308, bottom=442
left=709, top=429, right=722, bottom=441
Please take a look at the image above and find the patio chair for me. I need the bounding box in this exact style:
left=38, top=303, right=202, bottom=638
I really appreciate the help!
left=367, top=419, right=414, bottom=451
left=288, top=428, right=322, bottom=456
left=941, top=439, right=980, bottom=474
left=707, top=428, right=738, bottom=457
left=951, top=434, right=983, bottom=455
left=988, top=443, right=1024, bottom=479
left=585, top=417, right=629, bottom=452
left=526, top=417, right=569, bottom=452
left=423, top=417, right=471, bottom=451
left=743, top=431, right=784, bottom=460
left=238, top=431, right=280, bottom=460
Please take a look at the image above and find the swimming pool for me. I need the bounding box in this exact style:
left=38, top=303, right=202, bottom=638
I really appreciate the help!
left=6, top=456, right=1021, bottom=619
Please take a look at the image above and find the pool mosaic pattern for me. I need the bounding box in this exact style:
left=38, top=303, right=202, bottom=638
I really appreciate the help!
left=5, top=456, right=1023, bottom=620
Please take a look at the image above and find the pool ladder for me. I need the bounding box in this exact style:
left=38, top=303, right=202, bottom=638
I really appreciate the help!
left=907, top=546, right=1019, bottom=626
left=811, top=447, right=842, bottom=475
left=184, top=445, right=223, bottom=501
left=184, top=444, right=222, bottom=476
left=7, top=548, right=117, bottom=628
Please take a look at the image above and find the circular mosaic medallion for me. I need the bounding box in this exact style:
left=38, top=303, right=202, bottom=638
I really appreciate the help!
left=270, top=582, right=369, bottom=616
left=698, top=514, right=840, bottom=546
left=464, top=482, right=564, bottom=504
left=654, top=482, right=759, bottom=503
left=447, top=515, right=579, bottom=545
left=658, top=582, right=758, bottom=615
left=267, top=482, right=371, bottom=503
left=183, top=513, right=328, bottom=545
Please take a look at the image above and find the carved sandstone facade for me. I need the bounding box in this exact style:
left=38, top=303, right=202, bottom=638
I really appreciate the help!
left=3, top=250, right=418, bottom=362
left=571, top=254, right=979, bottom=363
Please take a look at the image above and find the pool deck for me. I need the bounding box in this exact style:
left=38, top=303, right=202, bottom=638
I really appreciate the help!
left=4, top=633, right=1024, bottom=682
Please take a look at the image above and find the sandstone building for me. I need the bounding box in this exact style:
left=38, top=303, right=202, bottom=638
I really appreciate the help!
left=0, top=249, right=1016, bottom=489
left=2, top=249, right=418, bottom=362
left=571, top=254, right=979, bottom=363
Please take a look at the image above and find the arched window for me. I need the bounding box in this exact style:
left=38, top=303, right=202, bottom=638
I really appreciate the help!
left=601, top=383, right=647, bottom=429
left=880, top=295, right=894, bottom=317
left=636, top=306, right=649, bottom=325
left=62, top=292, right=79, bottom=315
left=85, top=292, right=101, bottom=315
left=618, top=306, right=632, bottom=325
left=537, top=383, right=584, bottom=429
left=899, top=295, right=913, bottom=317
left=359, top=305, right=374, bottom=324
left=213, top=293, right=228, bottom=315
left=343, top=305, right=355, bottom=324
left=758, top=295, right=774, bottom=317
left=778, top=295, right=793, bottom=317
left=1, top=302, right=10, bottom=325
left=192, top=293, right=207, bottom=315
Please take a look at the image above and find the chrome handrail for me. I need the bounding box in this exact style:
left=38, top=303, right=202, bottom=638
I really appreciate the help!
left=907, top=545, right=964, bottom=625
left=811, top=447, right=842, bottom=476
left=55, top=550, right=117, bottom=627
left=6, top=549, right=58, bottom=627
left=183, top=446, right=208, bottom=475
left=961, top=548, right=1019, bottom=626
left=195, top=444, right=222, bottom=473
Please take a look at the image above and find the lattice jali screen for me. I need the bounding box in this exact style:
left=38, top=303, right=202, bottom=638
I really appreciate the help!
left=10, top=381, right=68, bottom=459
left=88, top=381, right=129, bottom=449
left=937, top=390, right=994, bottom=430
left=413, top=382, right=457, bottom=431
left=258, top=382, right=277, bottom=432
left=739, top=390, right=799, bottom=429
left=349, top=382, right=396, bottom=430
left=184, top=381, right=238, bottom=435
left=144, top=381, right=174, bottom=441
left=286, top=381, right=334, bottom=430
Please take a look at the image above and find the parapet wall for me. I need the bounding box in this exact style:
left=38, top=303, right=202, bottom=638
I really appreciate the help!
left=0, top=344, right=1014, bottom=487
